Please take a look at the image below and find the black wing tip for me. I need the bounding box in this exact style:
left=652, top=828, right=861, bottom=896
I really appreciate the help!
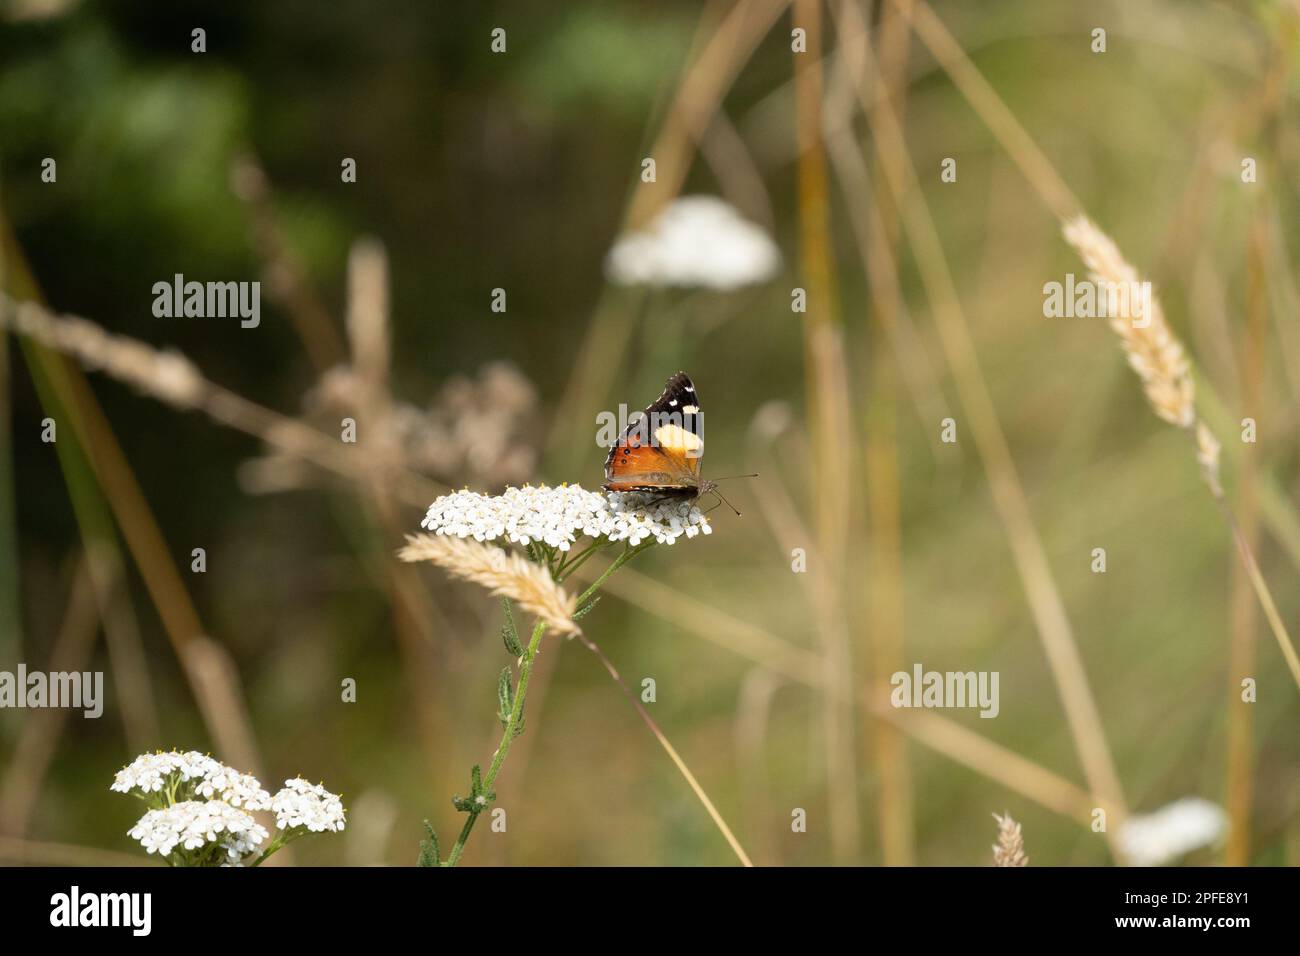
left=647, top=371, right=699, bottom=410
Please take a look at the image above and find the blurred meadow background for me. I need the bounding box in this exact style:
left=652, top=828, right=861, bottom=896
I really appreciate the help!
left=1, top=0, right=1299, bottom=866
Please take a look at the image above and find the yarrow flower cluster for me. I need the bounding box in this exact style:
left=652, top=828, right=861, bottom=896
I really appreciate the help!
left=420, top=483, right=712, bottom=549
left=112, top=750, right=345, bottom=866
left=128, top=800, right=267, bottom=863
left=1118, top=797, right=1227, bottom=866
left=111, top=750, right=243, bottom=798
left=272, top=778, right=348, bottom=833
left=604, top=195, right=781, bottom=290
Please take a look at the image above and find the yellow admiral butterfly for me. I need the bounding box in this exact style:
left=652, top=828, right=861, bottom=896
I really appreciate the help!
left=603, top=372, right=751, bottom=513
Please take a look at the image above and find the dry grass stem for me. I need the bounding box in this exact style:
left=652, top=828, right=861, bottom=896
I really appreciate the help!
left=552, top=0, right=788, bottom=461
left=569, top=557, right=1099, bottom=826
left=1, top=295, right=205, bottom=409
left=1061, top=217, right=1300, bottom=693
left=575, top=630, right=754, bottom=867
left=345, top=237, right=392, bottom=402
left=398, top=534, right=578, bottom=636
left=230, top=152, right=347, bottom=370
left=890, top=0, right=1081, bottom=221
left=836, top=2, right=1130, bottom=859
left=0, top=291, right=446, bottom=507
left=793, top=0, right=861, bottom=865
left=0, top=556, right=100, bottom=836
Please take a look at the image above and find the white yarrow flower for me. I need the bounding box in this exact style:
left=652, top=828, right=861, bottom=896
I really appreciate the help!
left=111, top=750, right=271, bottom=810
left=272, top=778, right=347, bottom=833
left=419, top=484, right=711, bottom=550
left=111, top=750, right=219, bottom=795
left=604, top=196, right=780, bottom=291
left=127, top=800, right=266, bottom=860
left=194, top=764, right=272, bottom=811
left=1118, top=797, right=1228, bottom=866
left=113, top=750, right=342, bottom=865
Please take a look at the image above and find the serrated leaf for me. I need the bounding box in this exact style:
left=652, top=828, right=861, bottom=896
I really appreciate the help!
left=497, top=666, right=515, bottom=727
left=501, top=600, right=523, bottom=656
left=417, top=820, right=440, bottom=867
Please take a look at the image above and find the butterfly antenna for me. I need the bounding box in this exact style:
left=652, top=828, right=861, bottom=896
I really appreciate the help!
left=711, top=487, right=742, bottom=517
left=710, top=472, right=759, bottom=482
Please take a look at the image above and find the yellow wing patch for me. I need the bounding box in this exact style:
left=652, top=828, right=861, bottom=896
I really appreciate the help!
left=654, top=423, right=703, bottom=456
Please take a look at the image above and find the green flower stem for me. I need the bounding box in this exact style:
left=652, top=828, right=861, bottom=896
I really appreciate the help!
left=250, top=831, right=291, bottom=867
left=554, top=539, right=605, bottom=582
left=440, top=542, right=654, bottom=867
left=575, top=541, right=654, bottom=605
left=444, top=617, right=546, bottom=867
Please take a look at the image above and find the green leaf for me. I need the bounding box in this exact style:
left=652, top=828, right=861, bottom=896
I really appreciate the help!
left=453, top=765, right=496, bottom=814
left=501, top=600, right=523, bottom=656
left=496, top=666, right=515, bottom=727
left=572, top=595, right=603, bottom=621
left=417, top=820, right=440, bottom=867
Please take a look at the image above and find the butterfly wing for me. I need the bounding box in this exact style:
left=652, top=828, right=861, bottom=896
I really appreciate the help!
left=603, top=372, right=704, bottom=494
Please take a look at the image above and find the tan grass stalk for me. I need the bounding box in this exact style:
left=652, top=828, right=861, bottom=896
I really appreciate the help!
left=626, top=0, right=791, bottom=230
left=793, top=0, right=861, bottom=865
left=824, top=2, right=918, bottom=867
left=230, top=153, right=347, bottom=371
left=0, top=292, right=444, bottom=509
left=1224, top=220, right=1266, bottom=865
left=87, top=541, right=160, bottom=749
left=574, top=629, right=754, bottom=867
left=345, top=237, right=391, bottom=397
left=888, top=0, right=1080, bottom=221
left=895, top=0, right=1300, bottom=579
left=1062, top=217, right=1300, bottom=693
left=398, top=534, right=578, bottom=636
left=3, top=297, right=205, bottom=409
left=0, top=556, right=99, bottom=836
left=568, top=558, right=1100, bottom=824
left=992, top=812, right=1029, bottom=867
left=834, top=0, right=1131, bottom=861
left=734, top=667, right=784, bottom=865
left=551, top=0, right=789, bottom=465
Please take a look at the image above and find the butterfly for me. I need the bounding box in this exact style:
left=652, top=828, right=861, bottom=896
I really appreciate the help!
left=603, top=372, right=751, bottom=513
